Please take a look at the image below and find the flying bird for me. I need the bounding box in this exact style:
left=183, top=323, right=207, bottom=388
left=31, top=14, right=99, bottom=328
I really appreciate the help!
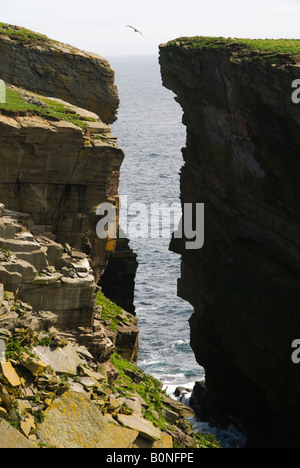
left=125, top=25, right=144, bottom=37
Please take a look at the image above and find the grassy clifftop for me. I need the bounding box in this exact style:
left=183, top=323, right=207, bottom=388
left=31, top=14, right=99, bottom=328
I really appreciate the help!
left=0, top=23, right=57, bottom=46
left=0, top=22, right=119, bottom=124
left=0, top=85, right=98, bottom=129
left=165, top=37, right=300, bottom=64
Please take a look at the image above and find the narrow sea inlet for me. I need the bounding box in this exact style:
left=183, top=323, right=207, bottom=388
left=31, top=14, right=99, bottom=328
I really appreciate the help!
left=110, top=55, right=202, bottom=391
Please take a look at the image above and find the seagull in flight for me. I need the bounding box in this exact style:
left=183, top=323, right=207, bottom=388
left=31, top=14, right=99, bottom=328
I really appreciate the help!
left=125, top=25, right=144, bottom=37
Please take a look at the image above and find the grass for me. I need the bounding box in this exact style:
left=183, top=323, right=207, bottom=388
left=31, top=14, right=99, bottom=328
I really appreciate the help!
left=5, top=336, right=28, bottom=361
left=108, top=352, right=168, bottom=430
left=0, top=86, right=97, bottom=129
left=110, top=352, right=171, bottom=431
left=0, top=243, right=12, bottom=261
left=110, top=352, right=221, bottom=448
left=0, top=87, right=36, bottom=113
left=96, top=290, right=128, bottom=331
left=166, top=37, right=300, bottom=63
left=0, top=23, right=54, bottom=46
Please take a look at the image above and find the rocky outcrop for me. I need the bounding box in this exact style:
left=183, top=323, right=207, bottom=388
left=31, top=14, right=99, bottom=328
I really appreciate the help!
left=96, top=289, right=139, bottom=364
left=0, top=23, right=119, bottom=123
left=0, top=92, right=203, bottom=447
left=0, top=298, right=209, bottom=449
left=0, top=23, right=137, bottom=313
left=0, top=204, right=97, bottom=328
left=160, top=38, right=300, bottom=447
left=0, top=86, right=123, bottom=283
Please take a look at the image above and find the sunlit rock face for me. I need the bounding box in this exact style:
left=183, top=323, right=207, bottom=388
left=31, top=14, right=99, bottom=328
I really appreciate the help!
left=0, top=24, right=135, bottom=310
left=0, top=24, right=119, bottom=124
left=0, top=107, right=124, bottom=282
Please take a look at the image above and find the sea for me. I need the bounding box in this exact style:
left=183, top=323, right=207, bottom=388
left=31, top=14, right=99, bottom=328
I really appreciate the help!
left=109, top=55, right=246, bottom=448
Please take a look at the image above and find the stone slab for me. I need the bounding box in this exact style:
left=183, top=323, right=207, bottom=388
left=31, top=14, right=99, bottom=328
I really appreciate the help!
left=37, top=391, right=108, bottom=448
left=33, top=344, right=83, bottom=375
left=0, top=361, right=21, bottom=387
left=0, top=418, right=37, bottom=448
left=116, top=414, right=161, bottom=442
left=95, top=422, right=138, bottom=448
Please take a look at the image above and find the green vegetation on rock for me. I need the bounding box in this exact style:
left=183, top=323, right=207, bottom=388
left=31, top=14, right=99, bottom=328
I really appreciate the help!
left=166, top=37, right=300, bottom=63
left=0, top=23, right=54, bottom=46
left=110, top=352, right=168, bottom=430
left=0, top=324, right=220, bottom=448
left=97, top=290, right=131, bottom=331
left=0, top=86, right=97, bottom=129
left=110, top=352, right=221, bottom=448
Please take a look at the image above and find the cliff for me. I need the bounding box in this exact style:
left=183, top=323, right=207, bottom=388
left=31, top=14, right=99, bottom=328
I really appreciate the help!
left=0, top=86, right=123, bottom=283
left=0, top=23, right=119, bottom=124
left=159, top=37, right=300, bottom=447
left=0, top=23, right=138, bottom=302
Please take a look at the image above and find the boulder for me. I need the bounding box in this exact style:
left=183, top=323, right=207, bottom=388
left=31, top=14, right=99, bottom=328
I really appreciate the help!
left=38, top=391, right=108, bottom=448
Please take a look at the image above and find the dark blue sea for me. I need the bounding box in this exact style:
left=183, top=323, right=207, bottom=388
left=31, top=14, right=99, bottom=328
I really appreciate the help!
left=109, top=55, right=246, bottom=447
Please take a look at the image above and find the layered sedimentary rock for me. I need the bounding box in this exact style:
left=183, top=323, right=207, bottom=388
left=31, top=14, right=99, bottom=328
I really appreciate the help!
left=0, top=23, right=137, bottom=312
left=160, top=38, right=300, bottom=447
left=0, top=87, right=123, bottom=282
left=0, top=23, right=119, bottom=123
left=0, top=203, right=97, bottom=328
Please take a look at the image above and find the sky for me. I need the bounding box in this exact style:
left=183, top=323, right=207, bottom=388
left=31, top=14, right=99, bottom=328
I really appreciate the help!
left=1, top=0, right=300, bottom=57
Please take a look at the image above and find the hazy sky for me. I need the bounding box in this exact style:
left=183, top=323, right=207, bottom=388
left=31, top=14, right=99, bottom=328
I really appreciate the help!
left=1, top=0, right=299, bottom=57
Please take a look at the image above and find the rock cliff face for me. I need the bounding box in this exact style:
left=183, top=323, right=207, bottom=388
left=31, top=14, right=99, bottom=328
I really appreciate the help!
left=0, top=22, right=138, bottom=305
left=0, top=203, right=97, bottom=328
left=160, top=38, right=300, bottom=447
left=0, top=86, right=123, bottom=283
left=0, top=23, right=119, bottom=124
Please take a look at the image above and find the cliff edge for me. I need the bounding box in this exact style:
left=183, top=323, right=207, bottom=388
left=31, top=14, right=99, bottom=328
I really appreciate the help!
left=160, top=37, right=300, bottom=447
left=0, top=23, right=119, bottom=124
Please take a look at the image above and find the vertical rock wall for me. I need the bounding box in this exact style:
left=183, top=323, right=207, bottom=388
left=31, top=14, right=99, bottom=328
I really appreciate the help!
left=160, top=38, right=300, bottom=447
left=0, top=109, right=123, bottom=282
